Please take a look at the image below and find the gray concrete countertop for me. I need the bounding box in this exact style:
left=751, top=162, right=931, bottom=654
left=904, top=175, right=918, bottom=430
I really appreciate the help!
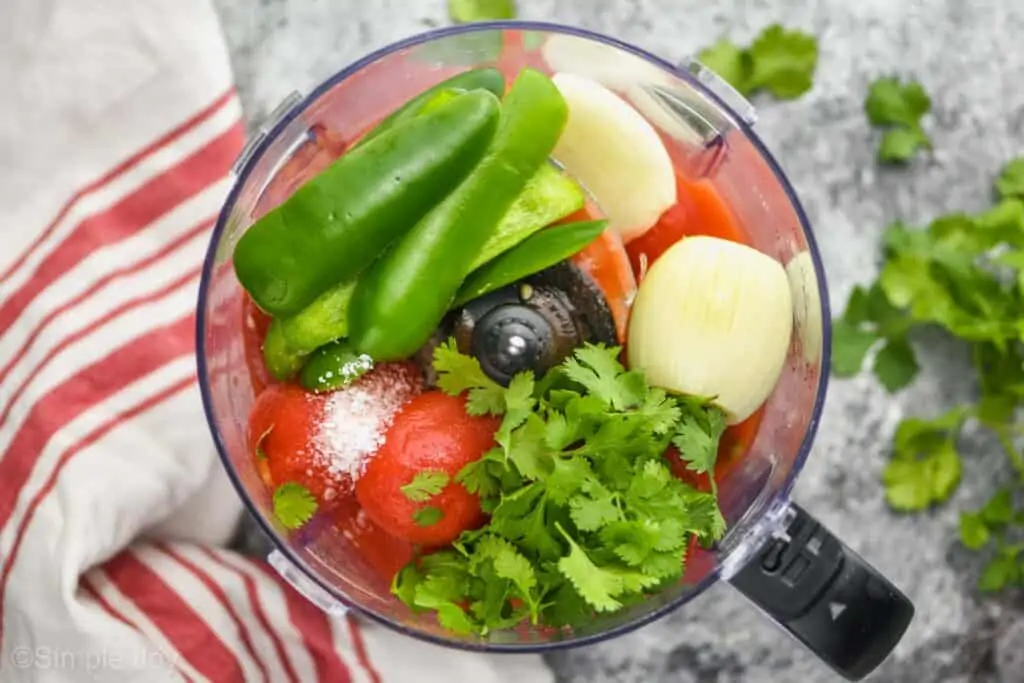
left=212, top=1, right=1024, bottom=681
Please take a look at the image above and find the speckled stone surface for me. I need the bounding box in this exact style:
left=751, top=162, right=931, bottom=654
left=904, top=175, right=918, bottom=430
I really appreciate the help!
left=211, top=1, right=1024, bottom=681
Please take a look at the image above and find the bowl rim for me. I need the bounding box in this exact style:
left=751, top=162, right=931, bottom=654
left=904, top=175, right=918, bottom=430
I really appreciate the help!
left=195, top=19, right=833, bottom=653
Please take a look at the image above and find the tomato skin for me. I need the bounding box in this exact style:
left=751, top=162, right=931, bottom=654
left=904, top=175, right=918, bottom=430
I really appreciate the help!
left=242, top=295, right=275, bottom=398
left=625, top=173, right=748, bottom=280
left=248, top=384, right=348, bottom=508
left=331, top=493, right=414, bottom=580
left=355, top=392, right=500, bottom=547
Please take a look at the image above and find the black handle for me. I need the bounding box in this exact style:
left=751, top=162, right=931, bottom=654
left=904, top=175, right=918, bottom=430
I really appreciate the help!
left=728, top=503, right=914, bottom=681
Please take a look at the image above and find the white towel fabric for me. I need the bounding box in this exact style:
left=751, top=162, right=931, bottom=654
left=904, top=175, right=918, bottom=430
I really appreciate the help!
left=0, top=1, right=555, bottom=681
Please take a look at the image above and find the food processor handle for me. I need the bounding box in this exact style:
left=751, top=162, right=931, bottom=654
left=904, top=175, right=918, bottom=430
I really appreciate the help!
left=726, top=503, right=914, bottom=681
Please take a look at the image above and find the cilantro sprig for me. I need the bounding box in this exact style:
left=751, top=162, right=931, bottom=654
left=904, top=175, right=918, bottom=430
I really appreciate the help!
left=697, top=24, right=819, bottom=100
left=273, top=483, right=318, bottom=530
left=831, top=156, right=1024, bottom=591
left=393, top=341, right=728, bottom=633
left=865, top=77, right=933, bottom=164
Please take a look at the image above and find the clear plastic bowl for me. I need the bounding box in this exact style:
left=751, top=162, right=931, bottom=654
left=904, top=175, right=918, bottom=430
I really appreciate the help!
left=197, top=22, right=913, bottom=681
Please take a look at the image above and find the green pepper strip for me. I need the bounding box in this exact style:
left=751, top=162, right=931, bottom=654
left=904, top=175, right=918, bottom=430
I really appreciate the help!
left=353, top=67, right=505, bottom=150
left=233, top=89, right=501, bottom=317
left=454, top=219, right=608, bottom=307
left=349, top=69, right=569, bottom=360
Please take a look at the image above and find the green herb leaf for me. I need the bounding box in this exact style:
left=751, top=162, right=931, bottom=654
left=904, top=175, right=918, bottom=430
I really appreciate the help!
left=830, top=320, right=880, bottom=376
left=878, top=126, right=930, bottom=164
left=978, top=552, right=1019, bottom=592
left=696, top=39, right=749, bottom=93
left=696, top=25, right=817, bottom=100
left=865, top=77, right=932, bottom=163
left=981, top=489, right=1014, bottom=526
left=448, top=0, right=516, bottom=23
left=414, top=506, right=445, bottom=527
left=561, top=344, right=644, bottom=410
left=959, top=512, right=990, bottom=551
left=872, top=336, right=920, bottom=392
left=882, top=441, right=961, bottom=511
left=272, top=482, right=318, bottom=529
left=996, top=158, right=1024, bottom=200
left=745, top=25, right=819, bottom=99
left=865, top=77, right=931, bottom=128
left=433, top=338, right=505, bottom=415
left=401, top=471, right=450, bottom=503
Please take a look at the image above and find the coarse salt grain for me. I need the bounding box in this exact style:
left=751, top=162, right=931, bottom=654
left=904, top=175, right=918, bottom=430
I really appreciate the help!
left=314, top=363, right=421, bottom=482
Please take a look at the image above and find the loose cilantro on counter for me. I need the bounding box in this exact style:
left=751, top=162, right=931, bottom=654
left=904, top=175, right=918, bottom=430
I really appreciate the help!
left=392, top=340, right=727, bottom=633
left=448, top=0, right=516, bottom=23
left=830, top=157, right=1024, bottom=591
left=697, top=24, right=819, bottom=100
left=864, top=77, right=932, bottom=164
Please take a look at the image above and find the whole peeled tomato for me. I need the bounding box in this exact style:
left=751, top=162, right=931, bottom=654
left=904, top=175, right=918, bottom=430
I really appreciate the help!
left=355, top=392, right=500, bottom=547
left=248, top=383, right=346, bottom=508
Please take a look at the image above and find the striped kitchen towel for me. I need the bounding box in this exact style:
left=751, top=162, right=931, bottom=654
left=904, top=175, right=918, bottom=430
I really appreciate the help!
left=0, top=1, right=555, bottom=681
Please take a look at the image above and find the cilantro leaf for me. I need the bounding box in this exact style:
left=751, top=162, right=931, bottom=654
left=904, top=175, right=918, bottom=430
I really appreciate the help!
left=433, top=338, right=505, bottom=415
left=865, top=77, right=932, bottom=164
left=455, top=452, right=502, bottom=499
left=554, top=525, right=623, bottom=612
left=413, top=506, right=445, bottom=527
left=981, top=489, right=1015, bottom=526
left=272, top=483, right=318, bottom=529
left=448, top=0, right=516, bottom=23
left=830, top=320, right=880, bottom=376
left=996, top=157, right=1024, bottom=200
left=865, top=77, right=931, bottom=128
left=401, top=471, right=450, bottom=503
left=474, top=535, right=540, bottom=620
left=882, top=441, right=961, bottom=511
left=872, top=336, right=919, bottom=392
left=505, top=413, right=552, bottom=481
left=878, top=126, right=930, bottom=164
left=561, top=345, right=645, bottom=410
left=569, top=486, right=621, bottom=532
left=696, top=39, right=749, bottom=93
left=671, top=405, right=726, bottom=475
left=546, top=456, right=593, bottom=505
left=745, top=25, right=818, bottom=99
left=959, top=512, right=991, bottom=551
left=697, top=25, right=817, bottom=100
left=495, top=373, right=536, bottom=448
left=978, top=549, right=1021, bottom=592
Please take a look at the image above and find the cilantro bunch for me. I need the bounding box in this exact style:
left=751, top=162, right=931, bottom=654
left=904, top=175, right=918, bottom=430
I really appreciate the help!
left=392, top=341, right=727, bottom=634
left=832, top=157, right=1024, bottom=590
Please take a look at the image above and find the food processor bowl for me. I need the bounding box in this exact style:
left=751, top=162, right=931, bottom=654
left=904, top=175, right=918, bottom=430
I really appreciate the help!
left=197, top=22, right=913, bottom=682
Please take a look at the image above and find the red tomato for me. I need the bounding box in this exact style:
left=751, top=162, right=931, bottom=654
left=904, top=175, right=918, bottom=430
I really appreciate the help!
left=242, top=295, right=274, bottom=398
left=331, top=493, right=414, bottom=580
left=625, top=173, right=749, bottom=280
left=665, top=407, right=764, bottom=492
left=355, top=392, right=500, bottom=547
left=248, top=384, right=348, bottom=508
left=562, top=205, right=638, bottom=343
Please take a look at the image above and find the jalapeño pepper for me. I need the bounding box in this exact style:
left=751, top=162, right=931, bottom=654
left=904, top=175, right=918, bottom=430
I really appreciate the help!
left=349, top=69, right=569, bottom=360
left=233, top=89, right=501, bottom=317
left=353, top=68, right=505, bottom=150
